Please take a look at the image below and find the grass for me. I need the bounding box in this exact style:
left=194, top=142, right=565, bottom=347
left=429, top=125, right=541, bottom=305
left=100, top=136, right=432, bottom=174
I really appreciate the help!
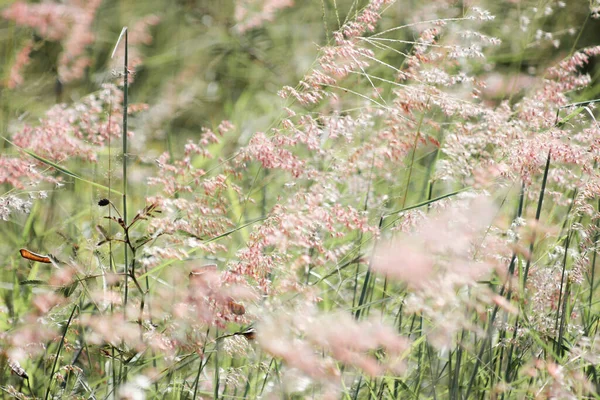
left=2, top=0, right=600, bottom=399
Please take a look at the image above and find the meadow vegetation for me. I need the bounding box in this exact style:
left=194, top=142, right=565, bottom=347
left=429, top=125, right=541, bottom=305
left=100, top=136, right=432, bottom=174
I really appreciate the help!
left=1, top=0, right=600, bottom=398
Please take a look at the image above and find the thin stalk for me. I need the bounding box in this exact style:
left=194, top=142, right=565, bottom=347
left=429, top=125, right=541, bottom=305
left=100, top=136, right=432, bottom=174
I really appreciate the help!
left=243, top=370, right=252, bottom=399
left=414, top=316, right=425, bottom=397
left=556, top=279, right=571, bottom=358
left=258, top=358, right=275, bottom=396
left=353, top=376, right=364, bottom=400
left=214, top=328, right=220, bottom=400
left=523, top=150, right=551, bottom=286
left=354, top=216, right=384, bottom=320
left=465, top=310, right=497, bottom=399
left=192, top=356, right=210, bottom=399
left=502, top=153, right=551, bottom=395
left=426, top=344, right=439, bottom=399
left=120, top=27, right=130, bottom=311
left=44, top=304, right=78, bottom=400
left=473, top=183, right=525, bottom=396
left=401, top=98, right=429, bottom=209
left=587, top=198, right=600, bottom=328
left=450, top=331, right=465, bottom=400
left=353, top=156, right=375, bottom=308
left=553, top=232, right=571, bottom=355
left=106, top=74, right=118, bottom=395
left=383, top=186, right=472, bottom=219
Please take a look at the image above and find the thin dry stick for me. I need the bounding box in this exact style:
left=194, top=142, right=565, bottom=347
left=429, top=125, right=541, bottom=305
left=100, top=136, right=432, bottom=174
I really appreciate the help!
left=112, top=26, right=130, bottom=307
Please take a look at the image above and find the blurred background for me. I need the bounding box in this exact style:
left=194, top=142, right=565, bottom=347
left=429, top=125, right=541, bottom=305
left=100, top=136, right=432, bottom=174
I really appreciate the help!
left=1, top=0, right=599, bottom=148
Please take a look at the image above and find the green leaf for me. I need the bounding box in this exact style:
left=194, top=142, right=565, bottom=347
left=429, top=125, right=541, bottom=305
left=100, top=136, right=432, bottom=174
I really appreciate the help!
left=1, top=136, right=123, bottom=196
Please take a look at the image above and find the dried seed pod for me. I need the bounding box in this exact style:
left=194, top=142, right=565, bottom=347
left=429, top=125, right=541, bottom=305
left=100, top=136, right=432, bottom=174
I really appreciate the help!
left=227, top=297, right=246, bottom=316
left=19, top=249, right=52, bottom=264
left=239, top=327, right=256, bottom=341
left=7, top=358, right=28, bottom=379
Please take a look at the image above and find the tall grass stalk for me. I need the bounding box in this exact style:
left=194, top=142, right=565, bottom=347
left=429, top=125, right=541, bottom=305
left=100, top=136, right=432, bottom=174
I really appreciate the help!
left=523, top=150, right=551, bottom=286
left=44, top=304, right=78, bottom=400
left=121, top=27, right=130, bottom=312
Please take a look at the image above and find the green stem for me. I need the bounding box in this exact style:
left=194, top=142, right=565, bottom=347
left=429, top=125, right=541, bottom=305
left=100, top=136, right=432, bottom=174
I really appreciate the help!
left=44, top=304, right=78, bottom=400
left=523, top=150, right=551, bottom=286
left=122, top=27, right=130, bottom=311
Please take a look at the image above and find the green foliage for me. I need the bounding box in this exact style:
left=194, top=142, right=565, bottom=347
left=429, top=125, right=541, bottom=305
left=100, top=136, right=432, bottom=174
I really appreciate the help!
left=1, top=0, right=600, bottom=399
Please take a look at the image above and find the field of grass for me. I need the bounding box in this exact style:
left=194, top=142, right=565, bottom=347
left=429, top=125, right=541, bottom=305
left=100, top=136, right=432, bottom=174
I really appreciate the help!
left=1, top=0, right=600, bottom=399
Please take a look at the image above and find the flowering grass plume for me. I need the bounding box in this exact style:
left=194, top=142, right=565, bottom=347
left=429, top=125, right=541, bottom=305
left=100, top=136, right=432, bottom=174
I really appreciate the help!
left=2, top=0, right=600, bottom=399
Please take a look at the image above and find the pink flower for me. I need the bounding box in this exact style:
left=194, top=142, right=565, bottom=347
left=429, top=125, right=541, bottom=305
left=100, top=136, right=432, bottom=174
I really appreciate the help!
left=234, top=0, right=294, bottom=33
left=6, top=40, right=33, bottom=89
